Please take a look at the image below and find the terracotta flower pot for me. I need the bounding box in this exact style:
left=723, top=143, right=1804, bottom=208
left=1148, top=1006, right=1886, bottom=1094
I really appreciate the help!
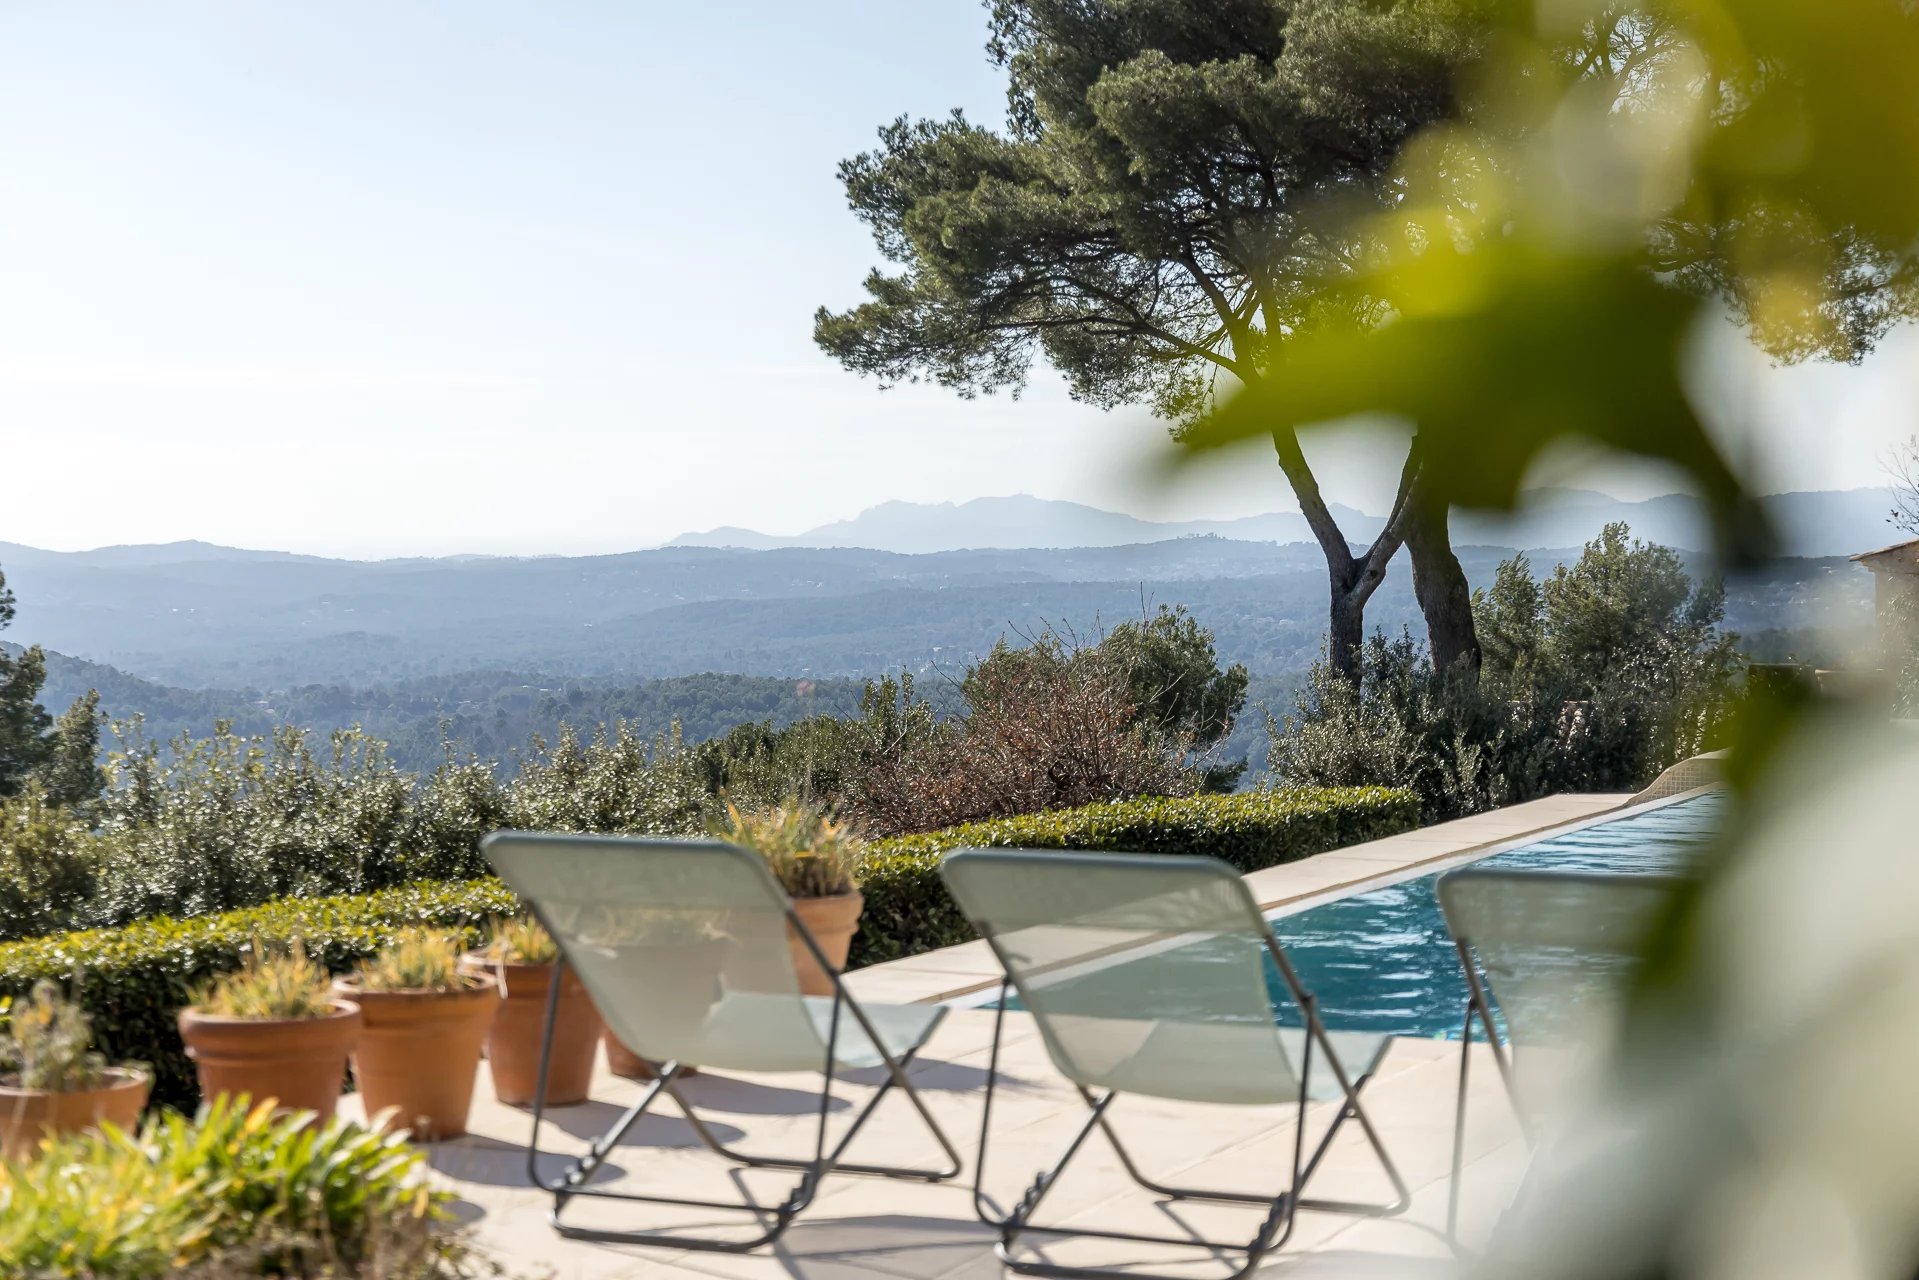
left=458, top=956, right=601, bottom=1108
left=788, top=891, right=865, bottom=997
left=602, top=1028, right=698, bottom=1080
left=178, top=1001, right=360, bottom=1120
left=0, top=1066, right=152, bottom=1159
left=332, top=976, right=497, bottom=1140
left=596, top=936, right=731, bottom=1080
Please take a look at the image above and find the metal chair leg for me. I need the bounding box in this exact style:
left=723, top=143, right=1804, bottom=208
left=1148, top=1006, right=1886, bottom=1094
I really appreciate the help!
left=1449, top=997, right=1475, bottom=1246
left=519, top=960, right=960, bottom=1253
left=972, top=998, right=1307, bottom=1279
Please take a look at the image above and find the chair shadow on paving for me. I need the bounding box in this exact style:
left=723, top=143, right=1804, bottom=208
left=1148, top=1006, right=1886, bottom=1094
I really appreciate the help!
left=759, top=1211, right=1000, bottom=1276
left=424, top=1134, right=630, bottom=1192
left=535, top=1098, right=748, bottom=1149
left=1253, top=1251, right=1460, bottom=1277
left=841, top=1056, right=1036, bottom=1095
left=674, top=1073, right=854, bottom=1116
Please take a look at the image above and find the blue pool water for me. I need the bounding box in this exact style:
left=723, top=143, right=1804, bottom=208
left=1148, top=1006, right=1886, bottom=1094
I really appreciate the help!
left=997, top=792, right=1724, bottom=1038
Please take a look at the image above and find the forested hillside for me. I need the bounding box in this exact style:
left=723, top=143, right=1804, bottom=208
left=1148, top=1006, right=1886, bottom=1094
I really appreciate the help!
left=12, top=648, right=876, bottom=775
left=0, top=537, right=1871, bottom=691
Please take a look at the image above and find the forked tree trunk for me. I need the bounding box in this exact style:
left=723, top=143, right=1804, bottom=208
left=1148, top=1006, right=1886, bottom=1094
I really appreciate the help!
left=1328, top=587, right=1366, bottom=684
left=1406, top=491, right=1481, bottom=679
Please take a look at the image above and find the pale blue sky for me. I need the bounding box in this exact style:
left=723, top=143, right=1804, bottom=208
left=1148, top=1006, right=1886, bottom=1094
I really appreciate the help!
left=3, top=2, right=1914, bottom=557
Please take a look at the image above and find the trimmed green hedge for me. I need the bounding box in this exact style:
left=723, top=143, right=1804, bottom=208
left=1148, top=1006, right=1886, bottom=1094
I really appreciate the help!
left=0, top=786, right=1415, bottom=1110
left=850, top=786, right=1419, bottom=966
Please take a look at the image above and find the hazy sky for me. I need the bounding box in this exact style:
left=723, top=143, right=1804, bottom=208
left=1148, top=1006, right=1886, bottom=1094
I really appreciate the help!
left=4, top=2, right=1917, bottom=558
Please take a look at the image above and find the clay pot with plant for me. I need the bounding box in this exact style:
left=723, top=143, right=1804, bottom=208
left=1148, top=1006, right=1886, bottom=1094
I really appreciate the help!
left=460, top=918, right=602, bottom=1106
left=587, top=907, right=725, bottom=1082
left=178, top=941, right=360, bottom=1121
left=1, top=981, right=152, bottom=1159
left=714, top=801, right=864, bottom=997
left=332, top=928, right=497, bottom=1141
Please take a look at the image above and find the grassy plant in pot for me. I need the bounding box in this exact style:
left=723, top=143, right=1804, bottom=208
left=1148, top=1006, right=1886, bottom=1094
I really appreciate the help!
left=333, top=929, right=497, bottom=1140
left=461, top=917, right=602, bottom=1106
left=179, top=942, right=359, bottom=1121
left=714, top=801, right=863, bottom=998
left=1, top=981, right=151, bottom=1159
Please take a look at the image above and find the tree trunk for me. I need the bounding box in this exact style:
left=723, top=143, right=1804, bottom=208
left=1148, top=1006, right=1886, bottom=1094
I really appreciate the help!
left=1328, top=585, right=1366, bottom=684
left=1267, top=427, right=1408, bottom=686
left=1406, top=493, right=1481, bottom=679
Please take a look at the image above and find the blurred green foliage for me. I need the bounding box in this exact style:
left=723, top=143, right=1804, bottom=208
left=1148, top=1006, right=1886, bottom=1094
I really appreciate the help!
left=0, top=1095, right=476, bottom=1278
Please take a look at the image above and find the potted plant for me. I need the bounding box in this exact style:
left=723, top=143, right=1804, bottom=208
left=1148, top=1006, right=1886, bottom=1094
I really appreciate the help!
left=460, top=918, right=601, bottom=1107
left=178, top=941, right=359, bottom=1121
left=587, top=908, right=724, bottom=1081
left=332, top=928, right=498, bottom=1141
left=1, top=981, right=151, bottom=1159
left=714, top=801, right=864, bottom=997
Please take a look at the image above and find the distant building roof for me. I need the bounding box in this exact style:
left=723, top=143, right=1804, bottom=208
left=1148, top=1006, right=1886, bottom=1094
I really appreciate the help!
left=1851, top=537, right=1919, bottom=564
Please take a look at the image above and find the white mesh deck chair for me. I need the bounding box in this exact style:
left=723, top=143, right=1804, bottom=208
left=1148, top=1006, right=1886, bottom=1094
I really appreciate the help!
left=481, top=831, right=962, bottom=1252
left=1436, top=867, right=1683, bottom=1244
left=941, top=848, right=1410, bottom=1280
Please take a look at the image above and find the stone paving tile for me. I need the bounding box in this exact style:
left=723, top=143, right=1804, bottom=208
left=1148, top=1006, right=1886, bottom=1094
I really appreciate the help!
left=427, top=1014, right=1534, bottom=1277
left=438, top=1032, right=1527, bottom=1278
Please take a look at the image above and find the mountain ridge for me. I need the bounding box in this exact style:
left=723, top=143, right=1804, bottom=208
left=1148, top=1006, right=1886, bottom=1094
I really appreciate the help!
left=667, top=488, right=1898, bottom=559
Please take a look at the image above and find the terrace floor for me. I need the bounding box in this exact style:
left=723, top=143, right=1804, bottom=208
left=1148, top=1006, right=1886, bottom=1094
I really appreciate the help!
left=349, top=793, right=1629, bottom=1280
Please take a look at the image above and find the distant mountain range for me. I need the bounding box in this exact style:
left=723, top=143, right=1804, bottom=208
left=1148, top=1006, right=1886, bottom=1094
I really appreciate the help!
left=666, top=488, right=1901, bottom=560
left=666, top=495, right=1378, bottom=555
left=0, top=530, right=1874, bottom=693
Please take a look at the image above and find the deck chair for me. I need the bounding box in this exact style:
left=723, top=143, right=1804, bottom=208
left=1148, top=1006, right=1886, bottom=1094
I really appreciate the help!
left=1436, top=867, right=1684, bottom=1244
left=941, top=848, right=1410, bottom=1280
left=480, top=831, right=963, bottom=1252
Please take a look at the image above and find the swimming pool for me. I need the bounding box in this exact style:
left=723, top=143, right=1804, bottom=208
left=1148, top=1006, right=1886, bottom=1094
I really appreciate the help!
left=989, top=790, right=1723, bottom=1039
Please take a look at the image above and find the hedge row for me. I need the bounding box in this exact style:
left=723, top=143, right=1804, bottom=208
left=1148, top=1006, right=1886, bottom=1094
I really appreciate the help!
left=0, top=880, right=519, bottom=1109
left=0, top=786, right=1416, bottom=1110
left=849, top=785, right=1420, bottom=966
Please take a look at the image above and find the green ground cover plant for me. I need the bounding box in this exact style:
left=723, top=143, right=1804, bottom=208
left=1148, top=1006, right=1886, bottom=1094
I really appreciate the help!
left=0, top=1095, right=494, bottom=1278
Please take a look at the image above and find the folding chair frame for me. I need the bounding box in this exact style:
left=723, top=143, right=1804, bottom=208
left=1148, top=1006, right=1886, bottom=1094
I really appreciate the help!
left=1445, top=935, right=1531, bottom=1246
left=518, top=904, right=964, bottom=1253
left=969, top=925, right=1411, bottom=1280
left=1440, top=869, right=1685, bottom=1247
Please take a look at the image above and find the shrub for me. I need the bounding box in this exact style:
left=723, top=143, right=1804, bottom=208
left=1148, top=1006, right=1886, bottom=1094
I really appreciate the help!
left=899, top=631, right=1206, bottom=830
left=0, top=786, right=1412, bottom=1106
left=1275, top=527, right=1742, bottom=820
left=0, top=785, right=100, bottom=940
left=702, top=613, right=1251, bottom=832
left=91, top=723, right=420, bottom=928
left=503, top=722, right=708, bottom=837
left=0, top=1095, right=485, bottom=1278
